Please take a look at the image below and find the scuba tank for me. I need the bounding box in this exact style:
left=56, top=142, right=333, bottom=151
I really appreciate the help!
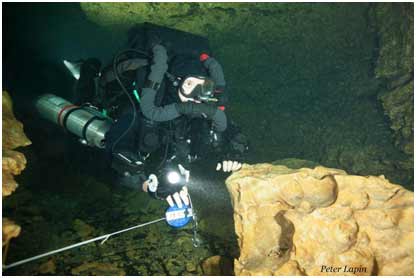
left=35, top=94, right=112, bottom=149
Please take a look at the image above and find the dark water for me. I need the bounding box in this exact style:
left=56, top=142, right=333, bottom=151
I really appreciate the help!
left=2, top=2, right=413, bottom=276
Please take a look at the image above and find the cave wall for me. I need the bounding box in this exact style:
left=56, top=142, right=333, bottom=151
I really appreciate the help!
left=369, top=3, right=413, bottom=168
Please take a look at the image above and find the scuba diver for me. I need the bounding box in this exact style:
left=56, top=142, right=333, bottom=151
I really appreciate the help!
left=36, top=24, right=249, bottom=208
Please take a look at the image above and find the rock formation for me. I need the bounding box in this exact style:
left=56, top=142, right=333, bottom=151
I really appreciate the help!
left=226, top=163, right=413, bottom=276
left=2, top=91, right=31, bottom=247
left=370, top=3, right=413, bottom=170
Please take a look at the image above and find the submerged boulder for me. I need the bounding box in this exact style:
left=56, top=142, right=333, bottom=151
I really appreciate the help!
left=226, top=163, right=413, bottom=276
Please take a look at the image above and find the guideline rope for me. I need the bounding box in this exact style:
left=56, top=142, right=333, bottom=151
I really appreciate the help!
left=3, top=217, right=166, bottom=271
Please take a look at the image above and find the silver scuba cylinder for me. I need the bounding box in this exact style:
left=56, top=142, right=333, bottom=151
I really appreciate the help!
left=35, top=94, right=112, bottom=148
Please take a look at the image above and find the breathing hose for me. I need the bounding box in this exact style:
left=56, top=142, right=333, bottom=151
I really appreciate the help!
left=110, top=48, right=150, bottom=156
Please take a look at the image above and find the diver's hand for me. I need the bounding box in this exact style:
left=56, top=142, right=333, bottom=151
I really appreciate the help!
left=166, top=186, right=190, bottom=208
left=142, top=174, right=158, bottom=193
left=216, top=160, right=242, bottom=172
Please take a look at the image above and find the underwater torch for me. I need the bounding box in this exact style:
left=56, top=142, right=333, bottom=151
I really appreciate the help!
left=35, top=94, right=112, bottom=148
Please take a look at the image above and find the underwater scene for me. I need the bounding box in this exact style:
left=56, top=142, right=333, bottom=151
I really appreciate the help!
left=2, top=2, right=414, bottom=276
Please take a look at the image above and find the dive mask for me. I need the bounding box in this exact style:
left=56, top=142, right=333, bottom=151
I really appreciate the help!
left=179, top=76, right=216, bottom=102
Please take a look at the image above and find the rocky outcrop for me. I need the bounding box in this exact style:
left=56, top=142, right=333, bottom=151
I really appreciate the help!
left=226, top=163, right=413, bottom=276
left=370, top=3, right=413, bottom=163
left=2, top=91, right=31, bottom=247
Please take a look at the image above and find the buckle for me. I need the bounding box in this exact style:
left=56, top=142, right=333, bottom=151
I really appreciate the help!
left=145, top=80, right=161, bottom=91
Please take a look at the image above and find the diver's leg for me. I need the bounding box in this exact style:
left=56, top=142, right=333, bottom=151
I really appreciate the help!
left=73, top=58, right=101, bottom=105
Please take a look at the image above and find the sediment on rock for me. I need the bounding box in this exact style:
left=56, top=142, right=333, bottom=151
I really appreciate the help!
left=226, top=162, right=413, bottom=276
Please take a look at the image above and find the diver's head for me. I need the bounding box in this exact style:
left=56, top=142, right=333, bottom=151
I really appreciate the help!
left=178, top=75, right=215, bottom=103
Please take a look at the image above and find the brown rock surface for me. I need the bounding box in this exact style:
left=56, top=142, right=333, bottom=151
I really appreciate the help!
left=226, top=163, right=413, bottom=276
left=2, top=218, right=21, bottom=247
left=2, top=91, right=31, bottom=150
left=3, top=149, right=27, bottom=197
left=2, top=91, right=31, bottom=246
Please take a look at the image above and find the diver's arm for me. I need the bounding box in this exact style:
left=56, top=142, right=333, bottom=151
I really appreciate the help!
left=175, top=103, right=227, bottom=132
left=141, top=87, right=181, bottom=121
left=201, top=56, right=226, bottom=87
left=140, top=44, right=181, bottom=121
left=200, top=54, right=228, bottom=106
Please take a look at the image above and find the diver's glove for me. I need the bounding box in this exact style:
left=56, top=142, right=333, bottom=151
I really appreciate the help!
left=143, top=183, right=190, bottom=208
left=216, top=160, right=242, bottom=172
left=166, top=186, right=190, bottom=208
left=142, top=164, right=191, bottom=208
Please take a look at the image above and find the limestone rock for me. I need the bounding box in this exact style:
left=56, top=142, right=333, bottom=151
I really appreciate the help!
left=226, top=163, right=413, bottom=276
left=71, top=262, right=126, bottom=276
left=2, top=91, right=31, bottom=197
left=2, top=91, right=31, bottom=150
left=3, top=149, right=27, bottom=197
left=2, top=218, right=21, bottom=246
left=2, top=91, right=31, bottom=248
left=201, top=255, right=233, bottom=276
